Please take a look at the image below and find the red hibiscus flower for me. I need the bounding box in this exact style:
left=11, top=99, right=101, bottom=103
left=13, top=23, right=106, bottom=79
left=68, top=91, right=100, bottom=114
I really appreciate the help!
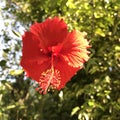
left=20, top=17, right=90, bottom=94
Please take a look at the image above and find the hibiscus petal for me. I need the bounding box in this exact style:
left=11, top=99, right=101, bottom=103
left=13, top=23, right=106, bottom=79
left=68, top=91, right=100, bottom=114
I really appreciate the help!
left=21, top=31, right=51, bottom=81
left=22, top=31, right=40, bottom=59
left=30, top=17, right=68, bottom=50
left=54, top=57, right=80, bottom=89
left=60, top=30, right=90, bottom=68
left=21, top=58, right=51, bottom=81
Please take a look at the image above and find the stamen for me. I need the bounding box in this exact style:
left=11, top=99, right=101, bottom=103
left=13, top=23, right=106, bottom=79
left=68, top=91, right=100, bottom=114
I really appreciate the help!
left=36, top=55, right=61, bottom=94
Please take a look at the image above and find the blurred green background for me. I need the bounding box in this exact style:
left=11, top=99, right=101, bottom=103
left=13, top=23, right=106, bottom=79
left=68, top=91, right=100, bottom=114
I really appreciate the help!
left=0, top=0, right=120, bottom=120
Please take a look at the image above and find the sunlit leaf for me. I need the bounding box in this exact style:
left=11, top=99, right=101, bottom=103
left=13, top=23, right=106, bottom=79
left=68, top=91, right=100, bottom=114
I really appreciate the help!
left=9, top=69, right=23, bottom=76
left=71, top=106, right=80, bottom=116
left=95, top=28, right=105, bottom=37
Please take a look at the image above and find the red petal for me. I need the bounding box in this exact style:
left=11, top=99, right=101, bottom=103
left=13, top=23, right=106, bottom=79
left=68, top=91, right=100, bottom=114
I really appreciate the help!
left=21, top=31, right=51, bottom=80
left=54, top=57, right=80, bottom=89
left=30, top=17, right=68, bottom=50
left=22, top=32, right=40, bottom=59
left=21, top=58, right=51, bottom=81
left=60, top=31, right=90, bottom=68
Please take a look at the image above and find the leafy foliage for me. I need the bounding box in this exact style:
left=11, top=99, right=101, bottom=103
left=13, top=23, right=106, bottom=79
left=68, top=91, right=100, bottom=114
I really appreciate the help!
left=0, top=0, right=120, bottom=120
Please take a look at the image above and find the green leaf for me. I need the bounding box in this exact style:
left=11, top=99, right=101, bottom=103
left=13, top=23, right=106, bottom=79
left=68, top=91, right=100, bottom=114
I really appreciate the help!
left=12, top=30, right=21, bottom=37
left=0, top=60, right=6, bottom=67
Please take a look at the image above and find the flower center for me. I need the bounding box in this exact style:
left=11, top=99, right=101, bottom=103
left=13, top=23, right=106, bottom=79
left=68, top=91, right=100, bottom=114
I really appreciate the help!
left=47, top=51, right=52, bottom=57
